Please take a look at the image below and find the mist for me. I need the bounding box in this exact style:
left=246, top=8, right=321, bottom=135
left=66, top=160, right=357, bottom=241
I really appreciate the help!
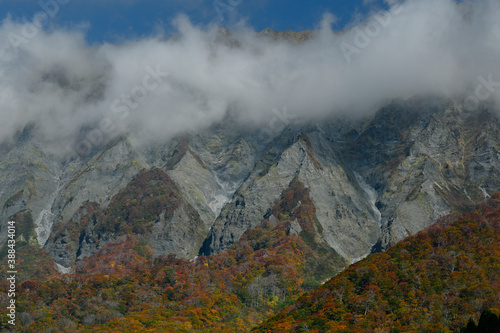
left=0, top=0, right=499, bottom=156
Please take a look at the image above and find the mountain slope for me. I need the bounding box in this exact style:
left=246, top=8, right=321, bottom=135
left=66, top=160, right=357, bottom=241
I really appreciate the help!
left=0, top=175, right=347, bottom=332
left=254, top=192, right=500, bottom=332
left=1, top=96, right=499, bottom=278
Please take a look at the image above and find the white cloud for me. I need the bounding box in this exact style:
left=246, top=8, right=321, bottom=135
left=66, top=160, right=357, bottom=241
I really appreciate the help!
left=0, top=0, right=499, bottom=155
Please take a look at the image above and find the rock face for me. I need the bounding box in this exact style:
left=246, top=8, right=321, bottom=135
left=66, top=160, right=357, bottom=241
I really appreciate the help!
left=335, top=99, right=500, bottom=249
left=1, top=96, right=499, bottom=273
left=200, top=135, right=380, bottom=263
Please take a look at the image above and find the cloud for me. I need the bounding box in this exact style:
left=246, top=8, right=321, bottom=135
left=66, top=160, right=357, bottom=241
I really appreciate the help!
left=0, top=0, right=499, bottom=156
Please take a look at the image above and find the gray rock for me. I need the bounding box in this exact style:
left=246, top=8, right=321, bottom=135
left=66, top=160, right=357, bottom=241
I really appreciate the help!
left=2, top=95, right=500, bottom=272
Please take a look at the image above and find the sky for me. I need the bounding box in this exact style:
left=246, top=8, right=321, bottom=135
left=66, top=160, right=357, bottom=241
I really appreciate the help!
left=0, top=0, right=391, bottom=44
left=0, top=0, right=499, bottom=160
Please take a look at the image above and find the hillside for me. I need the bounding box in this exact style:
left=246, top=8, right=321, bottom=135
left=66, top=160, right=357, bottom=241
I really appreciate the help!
left=0, top=176, right=346, bottom=332
left=1, top=186, right=499, bottom=332
left=254, top=192, right=500, bottom=332
left=1, top=96, right=500, bottom=331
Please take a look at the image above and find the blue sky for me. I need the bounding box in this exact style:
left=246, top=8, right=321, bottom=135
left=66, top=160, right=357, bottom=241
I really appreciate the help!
left=0, top=0, right=390, bottom=44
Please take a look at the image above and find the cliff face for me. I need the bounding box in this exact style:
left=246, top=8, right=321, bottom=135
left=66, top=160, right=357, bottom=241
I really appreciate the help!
left=337, top=99, right=500, bottom=250
left=1, top=96, right=499, bottom=274
left=200, top=135, right=380, bottom=263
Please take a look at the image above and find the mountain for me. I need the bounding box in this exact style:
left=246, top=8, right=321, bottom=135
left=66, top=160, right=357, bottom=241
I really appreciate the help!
left=1, top=0, right=500, bottom=327
left=0, top=93, right=499, bottom=331
left=1, top=95, right=499, bottom=275
left=0, top=172, right=347, bottom=331
left=254, top=191, right=500, bottom=332
left=1, top=143, right=499, bottom=332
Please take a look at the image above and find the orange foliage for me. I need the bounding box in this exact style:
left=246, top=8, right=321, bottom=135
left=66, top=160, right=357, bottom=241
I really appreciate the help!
left=255, top=192, right=500, bottom=332
left=0, top=177, right=345, bottom=332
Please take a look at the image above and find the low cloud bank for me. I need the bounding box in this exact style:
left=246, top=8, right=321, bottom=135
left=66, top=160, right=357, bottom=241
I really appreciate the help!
left=0, top=0, right=499, bottom=155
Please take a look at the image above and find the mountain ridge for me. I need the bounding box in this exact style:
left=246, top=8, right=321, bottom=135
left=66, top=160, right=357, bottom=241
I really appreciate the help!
left=1, top=95, right=499, bottom=275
